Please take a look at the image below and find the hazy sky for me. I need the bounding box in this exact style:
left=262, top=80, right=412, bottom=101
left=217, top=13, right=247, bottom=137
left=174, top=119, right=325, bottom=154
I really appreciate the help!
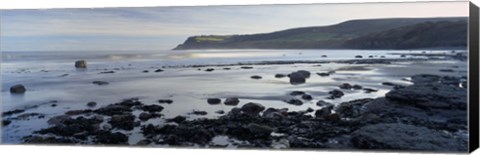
left=0, top=1, right=468, bottom=51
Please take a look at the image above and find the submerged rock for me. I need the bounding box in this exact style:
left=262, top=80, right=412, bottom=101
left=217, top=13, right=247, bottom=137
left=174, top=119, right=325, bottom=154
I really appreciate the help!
left=92, top=81, right=109, bottom=86
left=288, top=70, right=310, bottom=85
left=339, top=83, right=353, bottom=89
left=10, top=84, right=26, bottom=94
left=192, top=110, right=208, bottom=115
left=316, top=72, right=330, bottom=77
left=289, top=91, right=305, bottom=96
left=168, top=115, right=186, bottom=124
left=142, top=105, right=164, bottom=113
left=301, top=94, right=313, bottom=100
left=154, top=69, right=164, bottom=72
left=275, top=74, right=287, bottom=78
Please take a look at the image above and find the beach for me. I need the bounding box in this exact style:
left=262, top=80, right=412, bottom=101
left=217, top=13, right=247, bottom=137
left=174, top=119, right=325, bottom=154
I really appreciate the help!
left=1, top=49, right=469, bottom=151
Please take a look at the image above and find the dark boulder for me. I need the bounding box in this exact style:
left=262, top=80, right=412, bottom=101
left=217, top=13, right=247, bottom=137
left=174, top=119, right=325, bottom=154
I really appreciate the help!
left=315, top=105, right=333, bottom=118
left=10, top=84, right=26, bottom=94
left=355, top=55, right=363, bottom=58
left=316, top=100, right=333, bottom=107
left=158, top=99, right=173, bottom=104
left=241, top=102, right=265, bottom=116
left=316, top=72, right=330, bottom=77
left=240, top=66, right=253, bottom=69
left=301, top=94, right=313, bottom=100
left=335, top=98, right=373, bottom=118
left=351, top=123, right=467, bottom=151
left=87, top=101, right=97, bottom=107
left=168, top=115, right=186, bottom=124
left=75, top=60, right=87, bottom=68
left=224, top=97, right=240, bottom=106
left=289, top=71, right=308, bottom=85
left=207, top=98, right=221, bottom=105
left=109, top=113, right=135, bottom=130
left=247, top=123, right=273, bottom=137
left=192, top=111, right=208, bottom=115
left=339, top=83, right=353, bottom=89
left=205, top=68, right=214, bottom=72
left=290, top=91, right=305, bottom=96
left=142, top=105, right=164, bottom=113
left=94, top=131, right=128, bottom=145
left=275, top=74, right=287, bottom=78
left=154, top=69, right=164, bottom=72
left=250, top=75, right=262, bottom=79
left=327, top=89, right=344, bottom=99
left=285, top=99, right=303, bottom=106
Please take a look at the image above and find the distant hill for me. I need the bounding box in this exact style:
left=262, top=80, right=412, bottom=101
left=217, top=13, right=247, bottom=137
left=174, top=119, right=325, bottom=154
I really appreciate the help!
left=173, top=17, right=467, bottom=50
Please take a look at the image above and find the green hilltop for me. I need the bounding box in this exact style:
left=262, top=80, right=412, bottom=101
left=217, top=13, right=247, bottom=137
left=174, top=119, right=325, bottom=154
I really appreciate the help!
left=174, top=17, right=467, bottom=50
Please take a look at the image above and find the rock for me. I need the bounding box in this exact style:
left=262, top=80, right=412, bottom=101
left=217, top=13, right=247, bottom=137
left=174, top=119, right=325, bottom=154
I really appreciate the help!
left=316, top=100, right=332, bottom=107
left=326, top=113, right=341, bottom=122
left=205, top=68, right=214, bottom=72
left=315, top=105, right=333, bottom=118
left=224, top=97, right=240, bottom=106
left=95, top=131, right=128, bottom=144
left=327, top=89, right=344, bottom=99
left=3, top=120, right=12, bottom=126
left=241, top=102, right=265, bottom=116
left=296, top=70, right=311, bottom=78
left=92, top=81, right=109, bottom=85
left=352, top=84, right=363, bottom=90
left=351, top=123, right=467, bottom=151
left=158, top=99, right=173, bottom=104
left=100, top=71, right=115, bottom=74
left=363, top=88, right=378, bottom=93
left=285, top=99, right=303, bottom=106
left=247, top=123, right=273, bottom=137
left=142, top=105, right=164, bottom=113
left=168, top=116, right=186, bottom=123
left=87, top=101, right=97, bottom=107
left=289, top=91, right=305, bottom=96
left=10, top=84, right=26, bottom=94
left=65, top=109, right=92, bottom=116
left=215, top=110, right=225, bottom=114
left=250, top=75, right=262, bottom=79
left=368, top=55, right=374, bottom=58
left=335, top=98, right=373, bottom=118
left=316, top=72, right=330, bottom=77
left=51, top=104, right=57, bottom=107
left=275, top=74, right=287, bottom=78
left=192, top=111, right=208, bottom=115
left=139, top=112, right=153, bottom=121
left=109, top=113, right=135, bottom=130
left=262, top=108, right=288, bottom=119
left=240, top=66, right=253, bottom=69
left=75, top=60, right=87, bottom=68
left=301, top=94, right=313, bottom=100
left=223, top=67, right=231, bottom=70
left=321, top=55, right=328, bottom=58
left=289, top=71, right=307, bottom=85
left=207, top=98, right=221, bottom=105
left=306, top=108, right=314, bottom=113
left=400, top=54, right=406, bottom=58
left=355, top=55, right=363, bottom=58
left=94, top=104, right=132, bottom=116
left=411, top=74, right=441, bottom=84
left=47, top=115, right=72, bottom=126
left=154, top=69, right=164, bottom=72
left=385, top=81, right=466, bottom=110
left=339, top=83, right=353, bottom=89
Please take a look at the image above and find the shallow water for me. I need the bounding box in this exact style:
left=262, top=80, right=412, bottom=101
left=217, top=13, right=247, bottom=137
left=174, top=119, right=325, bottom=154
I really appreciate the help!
left=1, top=49, right=467, bottom=144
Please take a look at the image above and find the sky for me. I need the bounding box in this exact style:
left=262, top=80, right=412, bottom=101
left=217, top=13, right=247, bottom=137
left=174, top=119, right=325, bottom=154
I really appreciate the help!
left=0, top=1, right=469, bottom=51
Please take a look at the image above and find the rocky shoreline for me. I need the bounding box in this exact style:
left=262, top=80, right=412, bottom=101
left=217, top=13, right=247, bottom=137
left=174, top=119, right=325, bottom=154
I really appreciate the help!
left=13, top=72, right=467, bottom=152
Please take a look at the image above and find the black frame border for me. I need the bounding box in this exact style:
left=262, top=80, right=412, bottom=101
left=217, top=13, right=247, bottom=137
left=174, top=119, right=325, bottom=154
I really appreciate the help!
left=469, top=1, right=479, bottom=153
